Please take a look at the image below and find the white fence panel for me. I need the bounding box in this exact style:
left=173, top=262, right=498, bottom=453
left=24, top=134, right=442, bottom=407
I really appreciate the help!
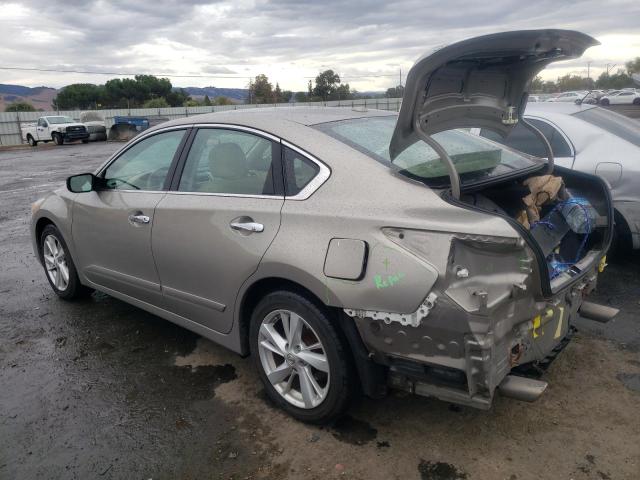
left=0, top=99, right=403, bottom=146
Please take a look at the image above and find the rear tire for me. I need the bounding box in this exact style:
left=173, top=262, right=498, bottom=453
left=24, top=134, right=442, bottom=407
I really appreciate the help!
left=53, top=133, right=63, bottom=145
left=249, top=290, right=355, bottom=424
left=600, top=98, right=610, bottom=106
left=40, top=224, right=91, bottom=300
left=27, top=135, right=37, bottom=147
left=82, top=139, right=89, bottom=144
left=633, top=98, right=640, bottom=105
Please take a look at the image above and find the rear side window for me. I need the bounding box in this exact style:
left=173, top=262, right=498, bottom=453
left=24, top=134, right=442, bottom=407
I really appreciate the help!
left=178, top=128, right=278, bottom=195
left=572, top=107, right=640, bottom=148
left=480, top=119, right=572, bottom=158
left=283, top=146, right=319, bottom=196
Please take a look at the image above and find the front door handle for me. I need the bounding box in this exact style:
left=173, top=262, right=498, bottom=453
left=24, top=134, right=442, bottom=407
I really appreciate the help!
left=230, top=221, right=264, bottom=233
left=128, top=214, right=151, bottom=224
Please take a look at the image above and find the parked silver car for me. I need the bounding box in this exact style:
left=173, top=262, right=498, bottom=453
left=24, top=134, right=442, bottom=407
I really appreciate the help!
left=31, top=30, right=617, bottom=423
left=473, top=102, right=640, bottom=251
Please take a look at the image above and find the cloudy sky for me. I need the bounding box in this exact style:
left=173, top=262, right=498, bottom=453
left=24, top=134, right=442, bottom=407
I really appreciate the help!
left=1, top=0, right=639, bottom=91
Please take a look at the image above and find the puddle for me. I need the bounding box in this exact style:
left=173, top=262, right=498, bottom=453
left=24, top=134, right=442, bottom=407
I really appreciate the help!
left=330, top=415, right=377, bottom=445
left=616, top=372, right=640, bottom=392
left=418, top=460, right=467, bottom=480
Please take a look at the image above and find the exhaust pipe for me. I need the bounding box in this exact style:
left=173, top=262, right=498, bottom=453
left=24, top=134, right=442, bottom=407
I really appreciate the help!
left=498, top=375, right=548, bottom=402
left=579, top=301, right=619, bottom=323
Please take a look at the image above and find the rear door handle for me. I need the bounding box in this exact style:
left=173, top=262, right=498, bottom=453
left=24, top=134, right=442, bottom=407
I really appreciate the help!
left=129, top=214, right=151, bottom=224
left=230, top=221, right=264, bottom=233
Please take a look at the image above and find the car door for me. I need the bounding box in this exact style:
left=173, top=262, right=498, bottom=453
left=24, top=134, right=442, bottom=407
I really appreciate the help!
left=72, top=127, right=189, bottom=304
left=151, top=126, right=284, bottom=334
left=612, top=91, right=633, bottom=104
left=36, top=118, right=48, bottom=140
left=475, top=117, right=575, bottom=168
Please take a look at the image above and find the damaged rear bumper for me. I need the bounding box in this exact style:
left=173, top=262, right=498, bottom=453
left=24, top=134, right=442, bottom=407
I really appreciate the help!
left=347, top=264, right=614, bottom=410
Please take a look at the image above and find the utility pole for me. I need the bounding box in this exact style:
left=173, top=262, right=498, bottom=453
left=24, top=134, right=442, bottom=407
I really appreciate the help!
left=587, top=61, right=592, bottom=80
left=399, top=67, right=402, bottom=88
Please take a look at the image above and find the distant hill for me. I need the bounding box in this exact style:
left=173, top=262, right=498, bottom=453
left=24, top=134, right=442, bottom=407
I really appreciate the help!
left=181, top=86, right=248, bottom=102
left=0, top=84, right=58, bottom=111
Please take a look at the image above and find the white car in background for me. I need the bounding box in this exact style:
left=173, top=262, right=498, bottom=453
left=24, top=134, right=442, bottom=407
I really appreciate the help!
left=546, top=91, right=588, bottom=102
left=472, top=103, right=640, bottom=252
left=600, top=90, right=640, bottom=105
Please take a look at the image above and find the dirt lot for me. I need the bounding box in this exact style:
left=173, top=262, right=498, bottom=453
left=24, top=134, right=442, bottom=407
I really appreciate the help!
left=1, top=142, right=639, bottom=480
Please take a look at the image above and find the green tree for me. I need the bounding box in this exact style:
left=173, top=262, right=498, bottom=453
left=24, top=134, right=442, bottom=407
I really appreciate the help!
left=134, top=75, right=172, bottom=99
left=626, top=57, right=640, bottom=74
left=595, top=71, right=633, bottom=90
left=184, top=99, right=201, bottom=107
left=248, top=74, right=274, bottom=104
left=165, top=89, right=191, bottom=107
left=214, top=96, right=233, bottom=106
left=556, top=74, right=593, bottom=91
left=5, top=101, right=35, bottom=112
left=281, top=90, right=293, bottom=103
left=274, top=83, right=283, bottom=103
left=53, top=83, right=104, bottom=109
left=143, top=97, right=170, bottom=108
left=203, top=95, right=212, bottom=106
left=294, top=91, right=307, bottom=102
left=312, top=69, right=341, bottom=100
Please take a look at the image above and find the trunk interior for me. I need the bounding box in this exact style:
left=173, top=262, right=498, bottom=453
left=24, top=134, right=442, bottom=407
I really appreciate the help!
left=459, top=166, right=612, bottom=295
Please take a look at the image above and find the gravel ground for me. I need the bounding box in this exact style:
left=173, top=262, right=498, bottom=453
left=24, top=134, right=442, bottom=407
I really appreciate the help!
left=1, top=141, right=639, bottom=480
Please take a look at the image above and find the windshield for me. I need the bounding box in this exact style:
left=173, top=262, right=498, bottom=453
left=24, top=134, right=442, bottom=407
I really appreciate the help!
left=573, top=108, right=640, bottom=148
left=314, top=116, right=542, bottom=187
left=46, top=116, right=75, bottom=124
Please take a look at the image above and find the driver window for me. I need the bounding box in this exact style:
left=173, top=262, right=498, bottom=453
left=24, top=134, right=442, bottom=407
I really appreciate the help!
left=103, top=130, right=185, bottom=191
left=38, top=119, right=47, bottom=127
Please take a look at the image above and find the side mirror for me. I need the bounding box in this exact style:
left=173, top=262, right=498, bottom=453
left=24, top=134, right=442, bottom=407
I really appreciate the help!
left=67, top=173, right=97, bottom=193
left=574, top=99, right=583, bottom=105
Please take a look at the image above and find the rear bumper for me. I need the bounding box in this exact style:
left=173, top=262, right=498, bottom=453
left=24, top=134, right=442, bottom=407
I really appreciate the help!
left=354, top=264, right=602, bottom=410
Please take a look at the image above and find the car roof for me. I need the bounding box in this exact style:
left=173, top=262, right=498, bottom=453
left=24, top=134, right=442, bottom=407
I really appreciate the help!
left=152, top=106, right=396, bottom=134
left=524, top=102, right=597, bottom=115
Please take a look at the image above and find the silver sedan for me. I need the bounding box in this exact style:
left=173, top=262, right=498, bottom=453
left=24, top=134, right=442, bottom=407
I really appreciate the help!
left=30, top=29, right=616, bottom=423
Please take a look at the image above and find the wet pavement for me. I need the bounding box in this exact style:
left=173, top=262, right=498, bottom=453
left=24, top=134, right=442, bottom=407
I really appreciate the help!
left=1, top=142, right=639, bottom=480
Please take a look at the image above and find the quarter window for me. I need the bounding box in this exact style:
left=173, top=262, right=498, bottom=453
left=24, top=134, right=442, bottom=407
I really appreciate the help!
left=480, top=119, right=572, bottom=158
left=283, top=146, right=320, bottom=196
left=103, top=130, right=185, bottom=191
left=178, top=128, right=277, bottom=195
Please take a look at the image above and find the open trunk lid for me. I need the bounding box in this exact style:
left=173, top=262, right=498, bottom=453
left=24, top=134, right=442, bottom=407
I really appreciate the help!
left=390, top=29, right=598, bottom=164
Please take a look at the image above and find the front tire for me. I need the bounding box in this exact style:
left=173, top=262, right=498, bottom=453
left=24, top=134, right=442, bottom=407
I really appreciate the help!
left=82, top=139, right=89, bottom=144
left=633, top=98, right=640, bottom=105
left=53, top=133, right=63, bottom=145
left=250, top=290, right=355, bottom=424
left=600, top=98, right=610, bottom=106
left=27, top=135, right=37, bottom=147
left=40, top=224, right=90, bottom=300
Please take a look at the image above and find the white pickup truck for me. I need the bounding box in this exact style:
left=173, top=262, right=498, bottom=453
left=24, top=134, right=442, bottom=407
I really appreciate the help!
left=21, top=116, right=89, bottom=146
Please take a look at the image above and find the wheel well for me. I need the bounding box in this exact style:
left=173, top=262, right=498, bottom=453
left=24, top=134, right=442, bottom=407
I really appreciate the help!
left=238, top=277, right=328, bottom=354
left=26, top=134, right=33, bottom=139
left=34, top=217, right=55, bottom=256
left=238, top=277, right=388, bottom=398
left=614, top=209, right=631, bottom=236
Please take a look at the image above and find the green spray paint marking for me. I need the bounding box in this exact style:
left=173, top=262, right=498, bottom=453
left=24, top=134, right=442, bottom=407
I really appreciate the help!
left=374, top=272, right=405, bottom=289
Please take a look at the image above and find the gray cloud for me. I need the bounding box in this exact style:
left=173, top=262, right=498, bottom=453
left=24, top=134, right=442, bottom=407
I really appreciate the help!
left=1, top=0, right=638, bottom=89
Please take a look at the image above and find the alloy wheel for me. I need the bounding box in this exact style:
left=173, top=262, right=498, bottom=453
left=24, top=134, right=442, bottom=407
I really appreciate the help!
left=258, top=309, right=330, bottom=409
left=43, top=234, right=69, bottom=291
